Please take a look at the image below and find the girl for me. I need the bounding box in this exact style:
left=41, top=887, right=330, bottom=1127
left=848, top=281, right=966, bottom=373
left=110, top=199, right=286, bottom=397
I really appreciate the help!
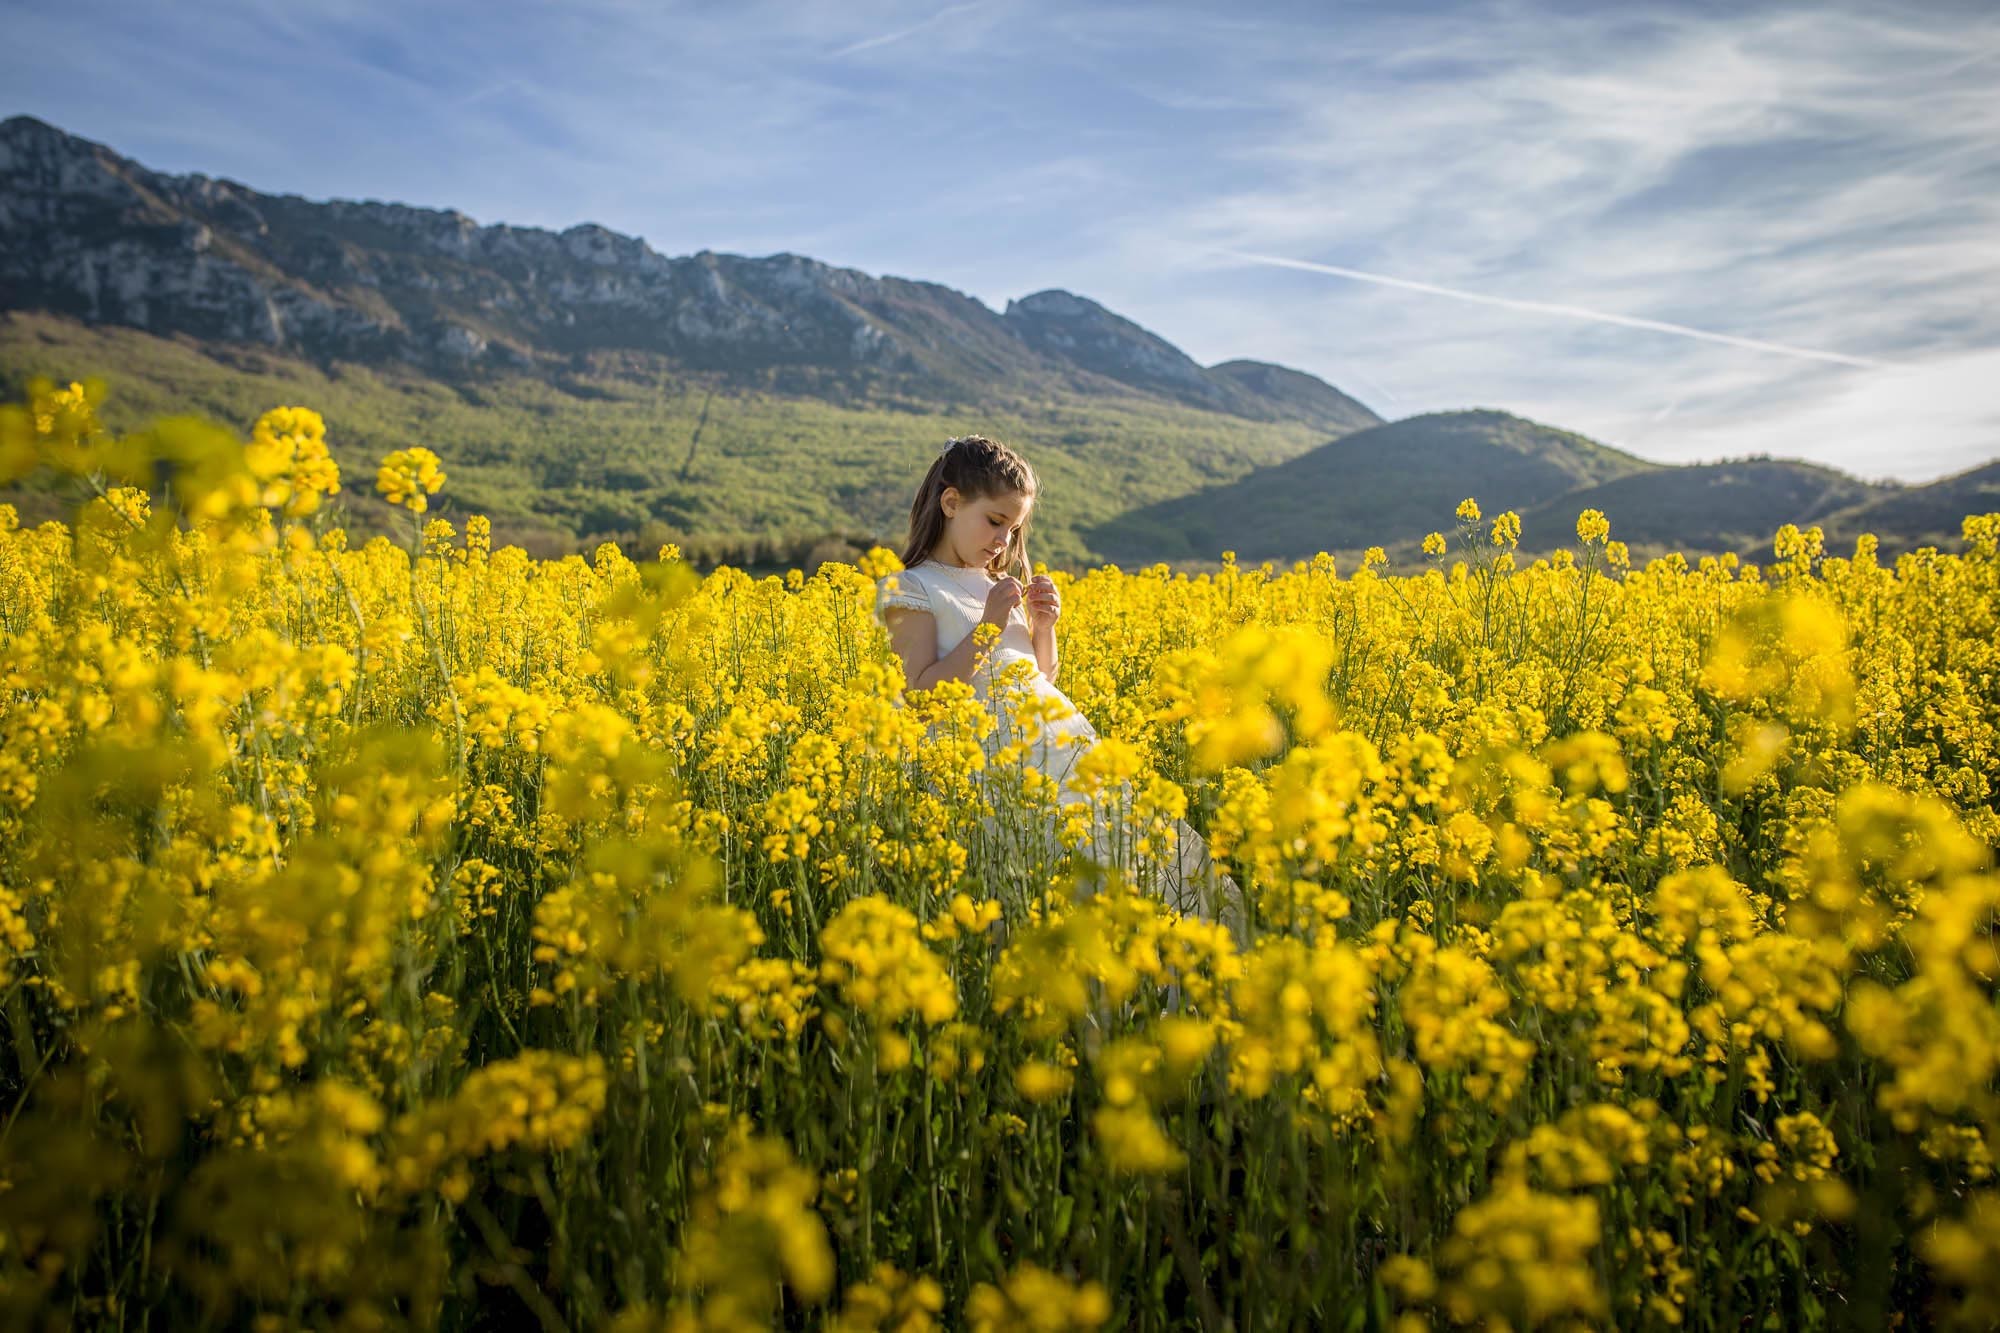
left=873, top=434, right=1245, bottom=940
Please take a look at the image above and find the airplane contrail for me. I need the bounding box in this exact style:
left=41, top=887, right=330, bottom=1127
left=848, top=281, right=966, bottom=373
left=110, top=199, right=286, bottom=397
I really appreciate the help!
left=452, top=79, right=524, bottom=108
left=829, top=2, right=986, bottom=58
left=1218, top=249, right=1892, bottom=369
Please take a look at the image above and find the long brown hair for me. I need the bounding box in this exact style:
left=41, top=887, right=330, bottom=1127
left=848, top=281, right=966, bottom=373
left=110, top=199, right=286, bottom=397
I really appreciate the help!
left=899, top=435, right=1040, bottom=581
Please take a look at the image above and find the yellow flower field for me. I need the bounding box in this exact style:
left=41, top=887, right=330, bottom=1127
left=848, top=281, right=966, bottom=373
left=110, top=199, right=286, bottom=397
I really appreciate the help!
left=2, top=375, right=1998, bottom=1330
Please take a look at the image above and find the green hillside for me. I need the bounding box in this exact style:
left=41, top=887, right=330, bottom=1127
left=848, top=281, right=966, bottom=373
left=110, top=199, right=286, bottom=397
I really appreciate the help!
left=11, top=313, right=1993, bottom=575
left=1087, top=409, right=1660, bottom=564
left=1835, top=462, right=2000, bottom=549
left=1517, top=457, right=1880, bottom=557
left=0, top=311, right=1335, bottom=570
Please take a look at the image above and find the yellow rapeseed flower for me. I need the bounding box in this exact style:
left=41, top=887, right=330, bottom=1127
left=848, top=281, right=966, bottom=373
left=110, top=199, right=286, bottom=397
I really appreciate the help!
left=375, top=446, right=446, bottom=513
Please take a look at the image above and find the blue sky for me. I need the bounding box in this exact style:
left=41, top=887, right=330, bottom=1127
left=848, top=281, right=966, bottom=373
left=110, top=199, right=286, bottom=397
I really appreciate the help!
left=8, top=0, right=1999, bottom=482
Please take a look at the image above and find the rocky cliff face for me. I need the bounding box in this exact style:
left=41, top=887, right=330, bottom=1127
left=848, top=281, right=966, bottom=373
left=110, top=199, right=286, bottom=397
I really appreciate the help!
left=1000, top=290, right=1376, bottom=429
left=0, top=114, right=1378, bottom=430
left=1006, top=289, right=1239, bottom=412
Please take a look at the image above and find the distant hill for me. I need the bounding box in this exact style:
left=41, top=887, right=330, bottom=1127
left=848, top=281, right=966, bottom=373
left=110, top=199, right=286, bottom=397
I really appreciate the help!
left=1837, top=461, right=2000, bottom=548
left=1517, top=457, right=1879, bottom=555
left=1513, top=457, right=2000, bottom=562
left=1088, top=410, right=1660, bottom=563
left=1090, top=413, right=2000, bottom=566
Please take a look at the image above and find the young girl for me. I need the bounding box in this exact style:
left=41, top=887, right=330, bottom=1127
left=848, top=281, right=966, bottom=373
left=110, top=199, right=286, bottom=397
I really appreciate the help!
left=873, top=434, right=1244, bottom=939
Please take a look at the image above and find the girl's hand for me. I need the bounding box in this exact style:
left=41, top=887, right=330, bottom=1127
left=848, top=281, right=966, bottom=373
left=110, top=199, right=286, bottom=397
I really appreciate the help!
left=1026, top=574, right=1061, bottom=629
left=983, top=577, right=1024, bottom=627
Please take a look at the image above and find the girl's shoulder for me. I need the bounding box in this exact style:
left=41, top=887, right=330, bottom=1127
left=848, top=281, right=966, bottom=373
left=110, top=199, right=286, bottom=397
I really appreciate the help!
left=877, top=561, right=940, bottom=615
left=893, top=560, right=990, bottom=608
left=895, top=558, right=967, bottom=589
left=888, top=560, right=938, bottom=591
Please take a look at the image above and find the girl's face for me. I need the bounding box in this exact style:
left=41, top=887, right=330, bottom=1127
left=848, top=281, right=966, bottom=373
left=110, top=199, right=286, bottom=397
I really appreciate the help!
left=935, top=485, right=1032, bottom=571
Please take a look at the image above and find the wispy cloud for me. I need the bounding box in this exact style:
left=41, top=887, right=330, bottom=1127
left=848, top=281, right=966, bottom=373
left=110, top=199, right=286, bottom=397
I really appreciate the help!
left=827, top=1, right=988, bottom=58
left=1068, top=0, right=2000, bottom=480
left=1614, top=346, right=2000, bottom=484
left=1214, top=249, right=1894, bottom=369
left=451, top=78, right=526, bottom=109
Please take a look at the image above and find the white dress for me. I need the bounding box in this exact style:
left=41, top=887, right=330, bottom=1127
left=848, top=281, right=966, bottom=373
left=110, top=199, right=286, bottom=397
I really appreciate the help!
left=876, top=558, right=1245, bottom=940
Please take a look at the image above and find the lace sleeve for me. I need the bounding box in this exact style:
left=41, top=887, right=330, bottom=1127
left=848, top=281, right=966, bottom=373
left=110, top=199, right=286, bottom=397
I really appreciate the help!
left=875, top=571, right=931, bottom=620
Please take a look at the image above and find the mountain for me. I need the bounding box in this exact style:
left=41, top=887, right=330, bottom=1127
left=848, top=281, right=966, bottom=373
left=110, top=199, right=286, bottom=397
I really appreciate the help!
left=1837, top=461, right=2000, bottom=548
left=1000, top=290, right=1376, bottom=432
left=1517, top=457, right=1881, bottom=556
left=1090, top=408, right=2000, bottom=566
left=0, top=114, right=1376, bottom=436
left=1088, top=409, right=1661, bottom=563
left=1205, top=359, right=1380, bottom=434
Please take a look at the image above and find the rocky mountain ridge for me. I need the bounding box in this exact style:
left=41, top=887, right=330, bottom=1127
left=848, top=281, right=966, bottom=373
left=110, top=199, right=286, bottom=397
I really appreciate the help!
left=0, top=114, right=1379, bottom=433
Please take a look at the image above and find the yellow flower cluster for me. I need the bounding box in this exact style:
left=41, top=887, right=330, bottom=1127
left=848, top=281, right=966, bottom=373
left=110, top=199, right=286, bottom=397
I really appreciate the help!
left=819, top=894, right=959, bottom=1068
left=1437, top=1177, right=1605, bottom=1326
left=829, top=1262, right=946, bottom=1332
left=966, top=1263, right=1110, bottom=1333
left=244, top=405, right=342, bottom=518
left=388, top=1050, right=609, bottom=1199
left=667, top=1122, right=835, bottom=1328
left=375, top=445, right=446, bottom=513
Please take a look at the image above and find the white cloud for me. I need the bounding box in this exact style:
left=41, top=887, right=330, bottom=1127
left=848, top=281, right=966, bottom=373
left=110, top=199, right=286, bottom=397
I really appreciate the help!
left=1603, top=346, right=2000, bottom=482
left=1069, top=1, right=2000, bottom=480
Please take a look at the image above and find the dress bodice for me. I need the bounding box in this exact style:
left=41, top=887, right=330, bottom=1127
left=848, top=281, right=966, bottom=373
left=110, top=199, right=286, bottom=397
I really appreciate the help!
left=874, top=559, right=1041, bottom=697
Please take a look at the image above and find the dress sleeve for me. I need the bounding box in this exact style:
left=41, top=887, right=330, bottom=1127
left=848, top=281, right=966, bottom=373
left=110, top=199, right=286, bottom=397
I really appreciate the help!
left=875, top=570, right=932, bottom=623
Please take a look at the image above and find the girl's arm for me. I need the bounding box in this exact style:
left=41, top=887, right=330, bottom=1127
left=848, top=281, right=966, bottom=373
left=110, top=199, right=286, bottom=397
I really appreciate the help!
left=883, top=607, right=1010, bottom=691
left=1026, top=574, right=1061, bottom=682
